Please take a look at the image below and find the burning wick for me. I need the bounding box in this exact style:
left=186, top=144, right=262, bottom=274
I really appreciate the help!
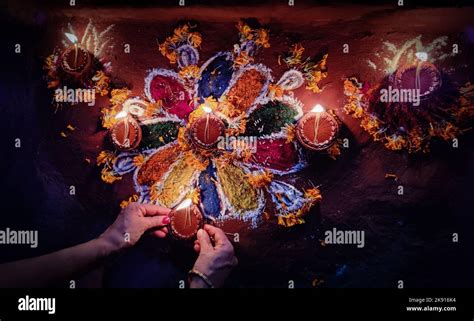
left=311, top=104, right=325, bottom=144
left=202, top=105, right=212, bottom=143
left=74, top=44, right=78, bottom=69
left=115, top=110, right=130, bottom=147
left=414, top=52, right=428, bottom=92
left=65, top=33, right=79, bottom=69
left=175, top=198, right=193, bottom=228
left=185, top=207, right=191, bottom=228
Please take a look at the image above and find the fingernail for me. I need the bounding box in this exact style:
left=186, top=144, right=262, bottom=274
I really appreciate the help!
left=197, top=229, right=204, bottom=237
left=163, top=217, right=170, bottom=224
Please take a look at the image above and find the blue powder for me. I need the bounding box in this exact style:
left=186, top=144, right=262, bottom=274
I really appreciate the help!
left=198, top=53, right=234, bottom=101
left=199, top=164, right=221, bottom=218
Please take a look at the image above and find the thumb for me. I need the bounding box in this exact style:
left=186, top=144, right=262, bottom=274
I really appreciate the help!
left=197, top=229, right=213, bottom=252
left=145, top=215, right=170, bottom=229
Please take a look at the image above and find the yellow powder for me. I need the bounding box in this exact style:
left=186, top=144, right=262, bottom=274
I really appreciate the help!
left=156, top=159, right=197, bottom=207
left=216, top=163, right=259, bottom=214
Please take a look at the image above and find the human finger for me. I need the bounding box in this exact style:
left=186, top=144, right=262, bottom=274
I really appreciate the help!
left=145, top=215, right=170, bottom=229
left=196, top=228, right=213, bottom=251
left=139, top=203, right=172, bottom=217
left=152, top=230, right=167, bottom=238
left=203, top=224, right=230, bottom=248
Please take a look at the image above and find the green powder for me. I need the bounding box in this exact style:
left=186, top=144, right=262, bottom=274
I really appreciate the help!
left=245, top=100, right=297, bottom=136
left=140, top=121, right=179, bottom=149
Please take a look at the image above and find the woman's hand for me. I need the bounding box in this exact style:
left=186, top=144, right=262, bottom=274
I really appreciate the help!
left=190, top=224, right=238, bottom=288
left=99, top=203, right=171, bottom=253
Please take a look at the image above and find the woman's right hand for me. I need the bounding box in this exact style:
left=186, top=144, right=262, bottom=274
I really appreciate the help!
left=190, top=225, right=238, bottom=288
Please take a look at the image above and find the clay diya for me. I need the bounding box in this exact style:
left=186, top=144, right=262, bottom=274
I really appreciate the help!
left=296, top=104, right=339, bottom=151
left=394, top=52, right=441, bottom=100
left=168, top=199, right=204, bottom=240
left=60, top=42, right=92, bottom=78
left=190, top=106, right=225, bottom=150
left=110, top=111, right=142, bottom=151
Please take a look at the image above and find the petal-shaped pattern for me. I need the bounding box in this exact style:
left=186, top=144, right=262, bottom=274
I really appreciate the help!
left=249, top=133, right=306, bottom=174
left=224, top=64, right=272, bottom=115
left=245, top=98, right=300, bottom=136
left=214, top=160, right=264, bottom=222
left=113, top=152, right=138, bottom=175
left=122, top=97, right=149, bottom=122
left=276, top=69, right=305, bottom=91
left=268, top=180, right=305, bottom=214
left=196, top=52, right=234, bottom=101
left=152, top=157, right=200, bottom=208
left=137, top=187, right=151, bottom=204
left=144, top=68, right=193, bottom=119
left=135, top=143, right=181, bottom=187
left=198, top=163, right=223, bottom=219
left=177, top=44, right=199, bottom=68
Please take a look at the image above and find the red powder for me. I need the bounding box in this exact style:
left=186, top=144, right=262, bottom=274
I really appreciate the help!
left=251, top=138, right=298, bottom=172
left=150, top=75, right=193, bottom=119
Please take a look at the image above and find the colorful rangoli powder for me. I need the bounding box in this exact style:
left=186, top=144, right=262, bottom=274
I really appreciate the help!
left=216, top=162, right=258, bottom=214
left=198, top=53, right=234, bottom=100
left=198, top=164, right=221, bottom=218
left=227, top=68, right=265, bottom=113
left=156, top=158, right=197, bottom=207
left=251, top=138, right=299, bottom=172
left=137, top=145, right=180, bottom=186
left=150, top=75, right=193, bottom=119
left=245, top=100, right=298, bottom=136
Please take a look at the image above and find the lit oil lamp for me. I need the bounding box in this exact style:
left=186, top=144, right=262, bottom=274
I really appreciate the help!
left=395, top=51, right=441, bottom=100
left=296, top=104, right=339, bottom=151
left=110, top=110, right=142, bottom=151
left=168, top=198, right=204, bottom=241
left=190, top=105, right=225, bottom=150
left=60, top=33, right=92, bottom=78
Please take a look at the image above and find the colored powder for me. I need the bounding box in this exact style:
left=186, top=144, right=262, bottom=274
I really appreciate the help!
left=198, top=54, right=234, bottom=100
left=198, top=164, right=221, bottom=218
left=140, top=121, right=179, bottom=149
left=246, top=100, right=297, bottom=136
left=269, top=181, right=304, bottom=213
left=150, top=75, right=193, bottom=119
left=251, top=138, right=298, bottom=172
left=137, top=145, right=180, bottom=186
left=216, top=162, right=258, bottom=214
left=227, top=69, right=265, bottom=113
left=156, top=158, right=197, bottom=208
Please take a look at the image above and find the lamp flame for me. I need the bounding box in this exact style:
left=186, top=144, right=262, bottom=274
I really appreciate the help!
left=311, top=104, right=325, bottom=113
left=202, top=105, right=212, bottom=114
left=65, top=32, right=78, bottom=44
left=415, top=52, right=428, bottom=62
left=175, top=198, right=193, bottom=211
left=115, top=110, right=128, bottom=119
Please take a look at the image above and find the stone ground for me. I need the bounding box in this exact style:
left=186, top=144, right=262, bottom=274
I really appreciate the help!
left=0, top=1, right=473, bottom=288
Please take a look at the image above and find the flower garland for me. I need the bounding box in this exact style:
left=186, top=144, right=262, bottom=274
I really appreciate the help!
left=343, top=77, right=474, bottom=153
